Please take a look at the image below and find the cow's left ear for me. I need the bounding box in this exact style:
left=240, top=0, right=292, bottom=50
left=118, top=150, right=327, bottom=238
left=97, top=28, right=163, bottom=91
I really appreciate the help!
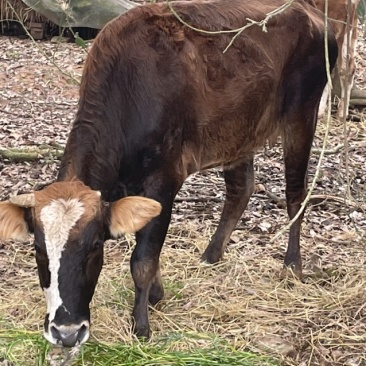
left=0, top=202, right=32, bottom=242
left=109, top=197, right=162, bottom=238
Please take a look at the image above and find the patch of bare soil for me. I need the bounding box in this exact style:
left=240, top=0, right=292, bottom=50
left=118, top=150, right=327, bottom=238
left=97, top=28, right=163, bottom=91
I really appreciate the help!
left=0, top=31, right=365, bottom=366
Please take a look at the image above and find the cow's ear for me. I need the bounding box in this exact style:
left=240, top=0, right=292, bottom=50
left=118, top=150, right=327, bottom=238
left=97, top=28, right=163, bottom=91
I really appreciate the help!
left=109, top=197, right=162, bottom=237
left=0, top=202, right=32, bottom=242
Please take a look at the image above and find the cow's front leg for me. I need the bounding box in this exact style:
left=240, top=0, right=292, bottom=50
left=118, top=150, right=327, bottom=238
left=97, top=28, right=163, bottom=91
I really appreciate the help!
left=131, top=246, right=160, bottom=338
left=149, top=265, right=164, bottom=306
left=130, top=178, right=179, bottom=338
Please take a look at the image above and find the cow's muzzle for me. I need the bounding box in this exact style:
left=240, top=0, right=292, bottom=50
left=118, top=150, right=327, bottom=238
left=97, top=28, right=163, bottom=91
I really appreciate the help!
left=44, top=321, right=90, bottom=347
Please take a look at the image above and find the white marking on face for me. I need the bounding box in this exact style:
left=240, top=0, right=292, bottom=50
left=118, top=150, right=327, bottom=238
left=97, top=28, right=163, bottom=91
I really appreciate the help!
left=63, top=305, right=71, bottom=315
left=40, top=199, right=85, bottom=323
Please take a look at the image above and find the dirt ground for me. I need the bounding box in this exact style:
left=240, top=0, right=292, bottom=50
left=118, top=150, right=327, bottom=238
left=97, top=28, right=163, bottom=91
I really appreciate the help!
left=0, top=25, right=365, bottom=366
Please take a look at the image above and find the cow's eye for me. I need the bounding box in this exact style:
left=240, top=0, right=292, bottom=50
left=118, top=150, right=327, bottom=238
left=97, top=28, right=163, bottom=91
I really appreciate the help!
left=91, top=240, right=103, bottom=251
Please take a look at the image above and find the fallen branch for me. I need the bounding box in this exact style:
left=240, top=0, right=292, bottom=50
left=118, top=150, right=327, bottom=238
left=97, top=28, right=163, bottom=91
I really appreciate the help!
left=349, top=89, right=366, bottom=105
left=309, top=194, right=366, bottom=210
left=0, top=145, right=64, bottom=162
left=312, top=140, right=366, bottom=155
left=350, top=98, right=366, bottom=106
left=265, top=191, right=286, bottom=208
left=264, top=191, right=366, bottom=210
left=175, top=196, right=223, bottom=203
left=350, top=88, right=366, bottom=99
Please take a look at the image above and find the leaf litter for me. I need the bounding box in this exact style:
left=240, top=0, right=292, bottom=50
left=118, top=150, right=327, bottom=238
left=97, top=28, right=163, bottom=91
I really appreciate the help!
left=0, top=32, right=365, bottom=366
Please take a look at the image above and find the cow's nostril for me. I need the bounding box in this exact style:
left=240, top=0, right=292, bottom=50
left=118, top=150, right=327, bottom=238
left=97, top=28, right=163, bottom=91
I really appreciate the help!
left=50, top=324, right=89, bottom=348
left=50, top=325, right=62, bottom=343
left=78, top=324, right=88, bottom=342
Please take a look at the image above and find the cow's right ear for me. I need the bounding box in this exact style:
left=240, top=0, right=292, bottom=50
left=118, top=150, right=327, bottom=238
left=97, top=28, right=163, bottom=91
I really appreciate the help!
left=0, top=202, right=32, bottom=242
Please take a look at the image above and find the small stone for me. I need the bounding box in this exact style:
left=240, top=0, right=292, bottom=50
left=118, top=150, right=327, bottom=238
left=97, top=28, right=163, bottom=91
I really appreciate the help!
left=255, top=334, right=295, bottom=357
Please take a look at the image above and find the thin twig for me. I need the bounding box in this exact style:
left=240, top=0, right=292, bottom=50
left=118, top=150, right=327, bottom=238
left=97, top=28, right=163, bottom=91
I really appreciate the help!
left=342, top=0, right=352, bottom=198
left=223, top=0, right=296, bottom=53
left=165, top=0, right=296, bottom=53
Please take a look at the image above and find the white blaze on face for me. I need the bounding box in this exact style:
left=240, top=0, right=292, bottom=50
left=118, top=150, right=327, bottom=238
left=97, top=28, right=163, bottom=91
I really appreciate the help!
left=40, top=199, right=85, bottom=323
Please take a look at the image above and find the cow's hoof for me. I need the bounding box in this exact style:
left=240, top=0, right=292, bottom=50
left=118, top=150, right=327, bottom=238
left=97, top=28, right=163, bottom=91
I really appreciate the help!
left=281, top=264, right=302, bottom=280
left=200, top=249, right=221, bottom=264
left=149, top=287, right=164, bottom=306
left=134, top=325, right=151, bottom=340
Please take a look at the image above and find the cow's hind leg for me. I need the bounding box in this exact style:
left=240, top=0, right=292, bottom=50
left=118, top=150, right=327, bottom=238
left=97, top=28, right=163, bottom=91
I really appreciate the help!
left=201, top=158, right=254, bottom=264
left=282, top=112, right=317, bottom=278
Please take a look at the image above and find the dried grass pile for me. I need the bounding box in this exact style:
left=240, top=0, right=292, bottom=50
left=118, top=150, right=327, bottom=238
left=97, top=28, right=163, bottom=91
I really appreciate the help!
left=1, top=173, right=366, bottom=366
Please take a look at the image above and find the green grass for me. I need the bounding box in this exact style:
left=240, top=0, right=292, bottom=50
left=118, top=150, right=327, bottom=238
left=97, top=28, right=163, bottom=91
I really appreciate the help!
left=0, top=330, right=50, bottom=366
left=164, top=281, right=185, bottom=300
left=0, top=329, right=278, bottom=366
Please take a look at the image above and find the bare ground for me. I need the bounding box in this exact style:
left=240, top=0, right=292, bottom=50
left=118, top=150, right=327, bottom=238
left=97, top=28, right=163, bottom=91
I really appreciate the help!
left=0, top=32, right=365, bottom=366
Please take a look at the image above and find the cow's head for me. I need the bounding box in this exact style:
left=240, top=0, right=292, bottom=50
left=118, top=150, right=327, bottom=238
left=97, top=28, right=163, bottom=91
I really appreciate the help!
left=0, top=181, right=161, bottom=347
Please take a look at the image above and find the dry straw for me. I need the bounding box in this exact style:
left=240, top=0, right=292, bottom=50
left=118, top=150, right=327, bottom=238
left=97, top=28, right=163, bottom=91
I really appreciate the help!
left=1, top=194, right=366, bottom=366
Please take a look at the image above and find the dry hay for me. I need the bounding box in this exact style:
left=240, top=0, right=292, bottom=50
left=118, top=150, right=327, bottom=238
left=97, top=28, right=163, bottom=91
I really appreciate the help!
left=0, top=34, right=365, bottom=366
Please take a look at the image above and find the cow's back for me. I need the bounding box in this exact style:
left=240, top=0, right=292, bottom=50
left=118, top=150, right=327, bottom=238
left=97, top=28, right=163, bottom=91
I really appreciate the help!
left=62, top=0, right=337, bottom=193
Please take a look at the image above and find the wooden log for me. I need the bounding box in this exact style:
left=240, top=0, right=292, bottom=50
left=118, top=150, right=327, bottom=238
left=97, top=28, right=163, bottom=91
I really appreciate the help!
left=0, top=146, right=64, bottom=162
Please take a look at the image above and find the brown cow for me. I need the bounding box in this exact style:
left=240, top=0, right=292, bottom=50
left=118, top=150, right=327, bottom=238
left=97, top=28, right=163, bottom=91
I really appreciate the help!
left=0, top=0, right=337, bottom=347
left=316, top=0, right=360, bottom=119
